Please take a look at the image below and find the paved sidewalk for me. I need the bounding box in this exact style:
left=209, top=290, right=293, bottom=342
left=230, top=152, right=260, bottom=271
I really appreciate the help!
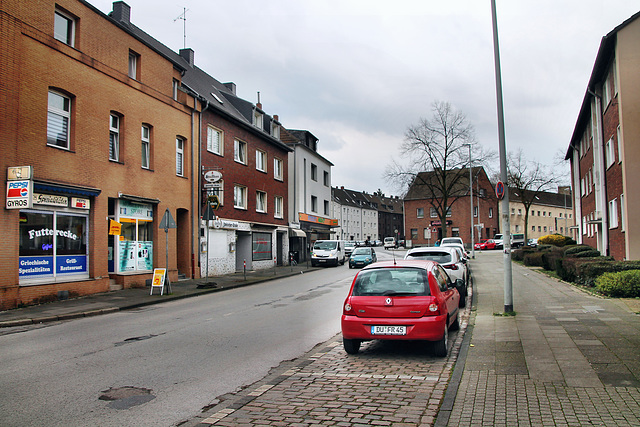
left=0, top=263, right=319, bottom=328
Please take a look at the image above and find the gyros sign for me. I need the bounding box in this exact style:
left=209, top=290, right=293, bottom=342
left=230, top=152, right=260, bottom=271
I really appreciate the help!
left=6, top=180, right=33, bottom=209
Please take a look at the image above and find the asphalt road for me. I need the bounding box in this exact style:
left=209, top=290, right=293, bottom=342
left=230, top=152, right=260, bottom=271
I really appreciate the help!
left=0, top=255, right=398, bottom=427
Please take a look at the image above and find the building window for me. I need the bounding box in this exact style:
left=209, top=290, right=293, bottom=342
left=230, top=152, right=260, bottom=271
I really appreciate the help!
left=47, top=90, right=71, bottom=149
left=620, top=194, right=625, bottom=231
left=609, top=198, right=618, bottom=229
left=532, top=226, right=535, bottom=231
left=311, top=196, right=318, bottom=213
left=324, top=200, right=330, bottom=216
left=411, top=229, right=418, bottom=239
left=511, top=208, right=515, bottom=215
left=489, top=207, right=493, bottom=218
left=417, top=208, right=424, bottom=218
left=172, top=79, right=179, bottom=101
left=324, top=171, right=330, bottom=187
left=176, top=137, right=184, bottom=176
left=207, top=126, right=223, bottom=155
left=234, top=139, right=247, bottom=164
left=141, top=125, right=150, bottom=169
left=54, top=9, right=75, bottom=46
left=430, top=207, right=438, bottom=218
left=605, top=137, right=615, bottom=168
left=128, top=51, right=139, bottom=79
left=446, top=207, right=452, bottom=217
left=274, top=196, right=283, bottom=219
left=272, top=123, right=280, bottom=140
left=473, top=206, right=478, bottom=218
left=617, top=125, right=623, bottom=164
left=253, top=110, right=263, bottom=129
left=256, top=191, right=267, bottom=213
left=109, top=114, right=120, bottom=161
left=234, top=185, right=247, bottom=209
left=311, top=163, right=318, bottom=181
left=256, top=149, right=267, bottom=172
left=274, top=158, right=283, bottom=181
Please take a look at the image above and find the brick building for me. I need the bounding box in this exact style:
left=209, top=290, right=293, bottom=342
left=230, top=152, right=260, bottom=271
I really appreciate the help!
left=179, top=52, right=292, bottom=274
left=566, top=11, right=640, bottom=260
left=1, top=0, right=196, bottom=309
left=404, top=167, right=499, bottom=248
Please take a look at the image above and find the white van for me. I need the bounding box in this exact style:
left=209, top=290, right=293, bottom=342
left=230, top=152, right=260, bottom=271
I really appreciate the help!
left=383, top=237, right=397, bottom=249
left=311, top=240, right=346, bottom=267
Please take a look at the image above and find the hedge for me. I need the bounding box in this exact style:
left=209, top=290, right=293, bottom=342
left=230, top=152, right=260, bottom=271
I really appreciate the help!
left=523, top=252, right=545, bottom=267
left=538, top=234, right=576, bottom=247
left=574, top=260, right=640, bottom=287
left=595, top=270, right=640, bottom=297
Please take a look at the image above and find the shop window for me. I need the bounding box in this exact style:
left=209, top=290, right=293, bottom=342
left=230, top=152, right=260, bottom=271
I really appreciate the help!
left=252, top=232, right=272, bottom=261
left=112, top=200, right=153, bottom=273
left=19, top=210, right=88, bottom=283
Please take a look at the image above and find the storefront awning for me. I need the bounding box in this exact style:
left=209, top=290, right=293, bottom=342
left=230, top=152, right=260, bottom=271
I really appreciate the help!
left=118, top=193, right=160, bottom=204
left=34, top=180, right=101, bottom=197
left=289, top=228, right=306, bottom=238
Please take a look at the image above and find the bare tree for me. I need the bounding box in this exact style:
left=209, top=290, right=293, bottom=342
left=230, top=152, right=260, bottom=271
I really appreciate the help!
left=507, top=148, right=560, bottom=241
left=385, top=101, right=493, bottom=238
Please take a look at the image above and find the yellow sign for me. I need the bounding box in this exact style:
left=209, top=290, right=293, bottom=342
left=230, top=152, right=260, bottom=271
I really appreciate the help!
left=151, top=268, right=166, bottom=295
left=108, top=219, right=122, bottom=235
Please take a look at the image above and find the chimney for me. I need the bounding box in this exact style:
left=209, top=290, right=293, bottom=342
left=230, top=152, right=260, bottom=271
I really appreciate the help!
left=179, top=48, right=194, bottom=68
left=223, top=82, right=236, bottom=94
left=273, top=115, right=279, bottom=122
left=111, top=1, right=131, bottom=25
left=256, top=91, right=262, bottom=110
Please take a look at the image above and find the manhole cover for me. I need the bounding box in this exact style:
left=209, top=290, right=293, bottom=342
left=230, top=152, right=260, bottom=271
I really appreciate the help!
left=100, top=386, right=155, bottom=409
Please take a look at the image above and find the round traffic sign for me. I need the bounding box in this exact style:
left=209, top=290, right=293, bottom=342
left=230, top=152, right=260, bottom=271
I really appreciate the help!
left=495, top=181, right=505, bottom=200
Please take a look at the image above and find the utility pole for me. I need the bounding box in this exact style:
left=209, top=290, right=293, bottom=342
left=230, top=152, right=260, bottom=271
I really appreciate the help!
left=491, top=0, right=513, bottom=313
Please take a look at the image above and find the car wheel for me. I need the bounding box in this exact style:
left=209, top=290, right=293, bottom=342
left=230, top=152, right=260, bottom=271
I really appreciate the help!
left=340, top=257, right=345, bottom=265
left=433, top=324, right=448, bottom=357
left=450, top=312, right=460, bottom=331
left=343, top=338, right=361, bottom=355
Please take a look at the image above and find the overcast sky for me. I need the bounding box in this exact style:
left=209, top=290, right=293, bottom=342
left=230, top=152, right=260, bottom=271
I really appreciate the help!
left=90, top=0, right=639, bottom=197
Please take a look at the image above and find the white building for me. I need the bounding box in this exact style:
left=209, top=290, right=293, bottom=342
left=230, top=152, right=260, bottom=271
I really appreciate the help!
left=332, top=187, right=378, bottom=243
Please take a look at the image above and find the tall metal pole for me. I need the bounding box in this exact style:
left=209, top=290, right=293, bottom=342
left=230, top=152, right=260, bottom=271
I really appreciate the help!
left=467, top=143, right=475, bottom=259
left=491, top=0, right=513, bottom=312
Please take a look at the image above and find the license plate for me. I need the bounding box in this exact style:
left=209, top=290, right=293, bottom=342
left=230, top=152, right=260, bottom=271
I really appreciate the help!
left=371, top=325, right=406, bottom=335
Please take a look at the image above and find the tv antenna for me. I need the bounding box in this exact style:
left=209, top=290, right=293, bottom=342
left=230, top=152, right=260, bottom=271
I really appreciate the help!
left=174, top=7, right=189, bottom=49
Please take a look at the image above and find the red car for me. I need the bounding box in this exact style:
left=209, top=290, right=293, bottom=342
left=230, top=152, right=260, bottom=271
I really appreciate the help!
left=474, top=239, right=496, bottom=250
left=341, top=260, right=462, bottom=357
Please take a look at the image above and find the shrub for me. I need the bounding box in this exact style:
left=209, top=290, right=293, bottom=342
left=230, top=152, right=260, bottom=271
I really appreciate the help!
left=523, top=252, right=544, bottom=267
left=564, top=245, right=595, bottom=256
left=541, top=246, right=565, bottom=271
left=512, top=247, right=534, bottom=262
left=595, top=270, right=640, bottom=297
left=538, top=234, right=574, bottom=247
left=575, top=260, right=640, bottom=287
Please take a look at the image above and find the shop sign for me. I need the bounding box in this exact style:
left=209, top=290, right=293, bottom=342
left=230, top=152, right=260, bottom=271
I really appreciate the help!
left=71, top=197, right=90, bottom=209
left=204, top=170, right=222, bottom=183
left=33, top=193, right=68, bottom=207
left=19, top=255, right=88, bottom=277
left=298, top=212, right=339, bottom=227
left=7, top=166, right=33, bottom=180
left=6, top=180, right=33, bottom=209
left=213, top=219, right=239, bottom=229
left=109, top=219, right=122, bottom=235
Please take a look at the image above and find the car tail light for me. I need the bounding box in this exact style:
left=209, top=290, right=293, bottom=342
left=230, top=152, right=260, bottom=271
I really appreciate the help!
left=344, top=302, right=352, bottom=313
left=443, top=263, right=458, bottom=270
left=427, top=303, right=440, bottom=315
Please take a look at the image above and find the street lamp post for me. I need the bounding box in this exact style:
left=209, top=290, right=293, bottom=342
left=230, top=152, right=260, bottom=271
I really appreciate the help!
left=465, top=143, right=475, bottom=259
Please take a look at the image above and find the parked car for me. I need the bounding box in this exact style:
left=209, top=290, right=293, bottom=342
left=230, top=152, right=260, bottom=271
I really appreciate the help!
left=404, top=246, right=468, bottom=305
left=345, top=241, right=356, bottom=257
left=493, top=234, right=504, bottom=249
left=474, top=239, right=496, bottom=250
left=349, top=247, right=377, bottom=269
left=527, top=238, right=538, bottom=247
left=383, top=237, right=397, bottom=249
left=440, top=241, right=469, bottom=260
left=341, top=260, right=462, bottom=356
left=440, top=237, right=464, bottom=247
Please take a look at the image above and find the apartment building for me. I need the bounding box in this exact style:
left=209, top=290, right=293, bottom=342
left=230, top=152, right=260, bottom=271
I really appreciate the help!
left=565, top=11, right=640, bottom=260
left=508, top=188, right=573, bottom=240
left=1, top=0, right=196, bottom=309
left=332, top=187, right=378, bottom=242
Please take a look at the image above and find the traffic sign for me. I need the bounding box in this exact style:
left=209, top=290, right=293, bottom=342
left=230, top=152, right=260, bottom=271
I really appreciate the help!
left=495, top=181, right=505, bottom=200
left=159, top=208, right=177, bottom=230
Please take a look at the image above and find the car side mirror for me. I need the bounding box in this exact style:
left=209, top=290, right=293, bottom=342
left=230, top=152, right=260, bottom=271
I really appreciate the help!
left=451, top=278, right=464, bottom=290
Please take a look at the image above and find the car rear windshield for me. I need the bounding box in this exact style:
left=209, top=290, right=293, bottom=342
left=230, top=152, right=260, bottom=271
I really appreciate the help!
left=352, top=248, right=370, bottom=256
left=352, top=268, right=431, bottom=296
left=405, top=251, right=452, bottom=263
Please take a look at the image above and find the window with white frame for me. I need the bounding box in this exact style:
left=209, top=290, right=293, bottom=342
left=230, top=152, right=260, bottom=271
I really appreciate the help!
left=253, top=110, right=263, bottom=129
left=311, top=163, right=318, bottom=181
left=141, top=125, right=150, bottom=169
left=47, top=90, right=71, bottom=149
left=620, top=194, right=625, bottom=231
left=54, top=8, right=75, bottom=46
left=274, top=196, right=283, bottom=219
left=417, top=208, right=424, bottom=218
left=489, top=207, right=493, bottom=218
left=311, top=196, right=318, bottom=212
left=474, top=206, right=478, bottom=217
left=256, top=149, right=266, bottom=172
left=176, top=137, right=184, bottom=176
left=234, top=185, right=247, bottom=209
left=172, top=79, right=179, bottom=101
left=617, top=125, right=622, bottom=164
left=207, top=126, right=223, bottom=155
left=274, top=157, right=283, bottom=180
left=128, top=51, right=139, bottom=80
left=609, top=198, right=618, bottom=229
left=606, top=136, right=615, bottom=167
left=446, top=207, right=452, bottom=217
left=272, top=123, right=280, bottom=140
left=109, top=114, right=120, bottom=161
left=256, top=191, right=267, bottom=213
left=603, top=70, right=612, bottom=107
left=430, top=207, right=438, bottom=218
left=234, top=139, right=247, bottom=164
